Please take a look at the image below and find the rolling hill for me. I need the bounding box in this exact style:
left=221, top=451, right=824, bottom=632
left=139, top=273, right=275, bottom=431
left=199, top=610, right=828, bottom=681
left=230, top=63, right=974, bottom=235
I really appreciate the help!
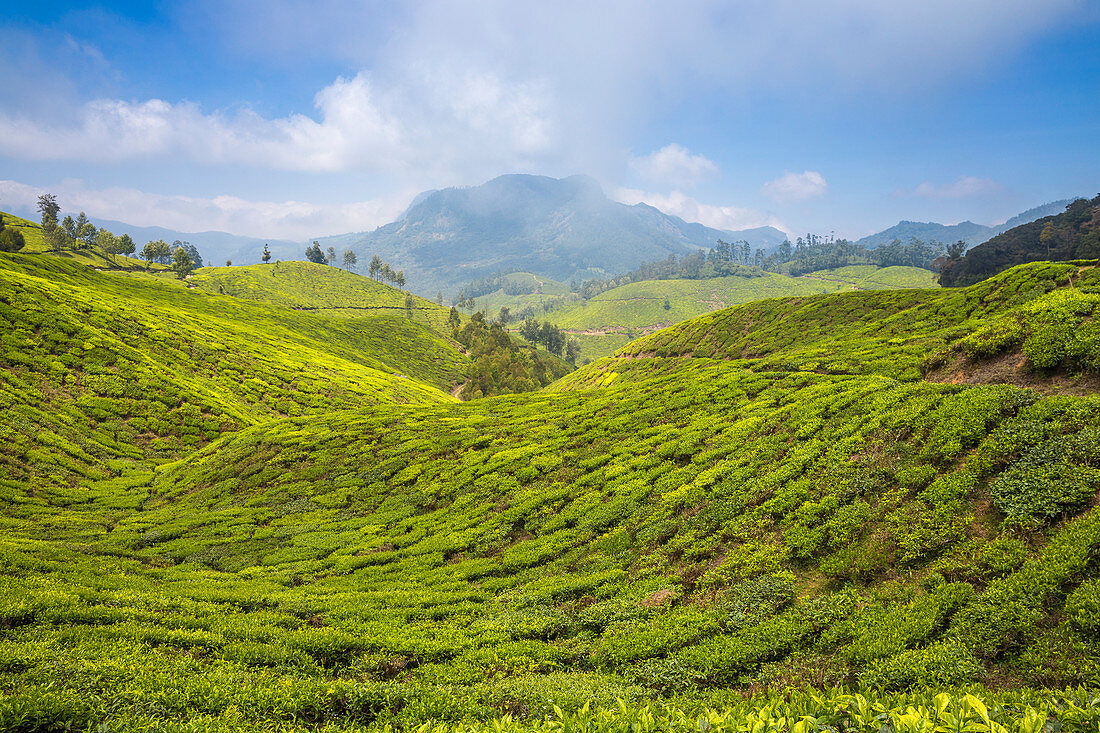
left=482, top=266, right=938, bottom=361
left=319, top=174, right=787, bottom=296
left=3, top=235, right=1100, bottom=731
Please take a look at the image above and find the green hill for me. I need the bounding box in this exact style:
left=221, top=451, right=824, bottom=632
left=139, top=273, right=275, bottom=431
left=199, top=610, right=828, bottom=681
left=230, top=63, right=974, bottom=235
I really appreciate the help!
left=191, top=261, right=456, bottom=332
left=510, top=266, right=937, bottom=360
left=3, top=251, right=1100, bottom=730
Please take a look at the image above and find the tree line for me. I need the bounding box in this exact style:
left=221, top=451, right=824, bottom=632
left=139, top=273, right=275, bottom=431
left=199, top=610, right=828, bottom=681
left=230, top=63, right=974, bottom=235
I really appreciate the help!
left=32, top=193, right=204, bottom=278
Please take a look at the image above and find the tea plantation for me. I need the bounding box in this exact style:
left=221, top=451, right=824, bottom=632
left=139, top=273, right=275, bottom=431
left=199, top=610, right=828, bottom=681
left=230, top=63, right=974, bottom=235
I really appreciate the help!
left=2, top=245, right=1100, bottom=732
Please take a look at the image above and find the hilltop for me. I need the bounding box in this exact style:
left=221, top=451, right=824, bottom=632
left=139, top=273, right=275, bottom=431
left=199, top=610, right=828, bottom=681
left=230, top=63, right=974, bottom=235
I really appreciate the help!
left=3, top=239, right=1100, bottom=730
left=318, top=174, right=786, bottom=296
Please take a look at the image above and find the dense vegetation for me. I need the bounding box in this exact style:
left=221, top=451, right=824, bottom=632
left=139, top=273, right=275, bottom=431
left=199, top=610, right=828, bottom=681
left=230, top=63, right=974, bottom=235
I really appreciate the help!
left=940, top=196, right=1100, bottom=287
left=2, top=232, right=1099, bottom=731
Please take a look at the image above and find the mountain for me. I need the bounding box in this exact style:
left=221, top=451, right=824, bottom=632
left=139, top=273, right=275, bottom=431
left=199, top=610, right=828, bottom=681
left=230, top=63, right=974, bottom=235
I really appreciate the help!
left=856, top=219, right=997, bottom=249
left=318, top=174, right=787, bottom=296
left=88, top=216, right=303, bottom=266
left=856, top=198, right=1076, bottom=250
left=939, top=194, right=1100, bottom=287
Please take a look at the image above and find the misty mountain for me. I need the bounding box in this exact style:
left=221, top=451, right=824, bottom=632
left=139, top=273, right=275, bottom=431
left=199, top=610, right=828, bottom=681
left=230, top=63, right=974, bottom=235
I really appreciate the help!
left=318, top=174, right=786, bottom=296
left=856, top=199, right=1074, bottom=251
left=89, top=217, right=302, bottom=267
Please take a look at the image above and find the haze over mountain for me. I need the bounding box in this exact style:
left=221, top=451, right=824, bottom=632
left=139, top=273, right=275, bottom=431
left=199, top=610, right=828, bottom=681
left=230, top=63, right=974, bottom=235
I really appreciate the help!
left=318, top=174, right=787, bottom=296
left=856, top=199, right=1073, bottom=250
left=87, top=217, right=301, bottom=266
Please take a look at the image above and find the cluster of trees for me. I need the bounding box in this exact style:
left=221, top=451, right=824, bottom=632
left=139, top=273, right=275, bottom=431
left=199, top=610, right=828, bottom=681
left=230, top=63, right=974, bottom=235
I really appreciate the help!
left=939, top=196, right=1098, bottom=287
left=459, top=273, right=542, bottom=301
left=304, top=241, right=339, bottom=265
left=518, top=318, right=580, bottom=362
left=573, top=246, right=766, bottom=300
left=0, top=214, right=26, bottom=252
left=36, top=194, right=138, bottom=262
left=367, top=255, right=405, bottom=287
left=448, top=311, right=571, bottom=398
left=765, top=233, right=948, bottom=275
left=34, top=193, right=204, bottom=276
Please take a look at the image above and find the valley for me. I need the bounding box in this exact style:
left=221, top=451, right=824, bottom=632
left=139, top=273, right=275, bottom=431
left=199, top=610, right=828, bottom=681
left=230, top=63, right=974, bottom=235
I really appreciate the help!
left=2, top=209, right=1099, bottom=730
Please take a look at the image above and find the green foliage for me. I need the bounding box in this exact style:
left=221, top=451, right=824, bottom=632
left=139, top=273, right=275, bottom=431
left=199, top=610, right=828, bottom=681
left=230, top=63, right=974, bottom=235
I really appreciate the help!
left=989, top=429, right=1100, bottom=521
left=2, top=248, right=1100, bottom=729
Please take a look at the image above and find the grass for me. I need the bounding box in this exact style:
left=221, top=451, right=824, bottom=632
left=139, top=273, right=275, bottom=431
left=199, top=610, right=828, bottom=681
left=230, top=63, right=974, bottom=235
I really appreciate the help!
left=2, top=238, right=1100, bottom=731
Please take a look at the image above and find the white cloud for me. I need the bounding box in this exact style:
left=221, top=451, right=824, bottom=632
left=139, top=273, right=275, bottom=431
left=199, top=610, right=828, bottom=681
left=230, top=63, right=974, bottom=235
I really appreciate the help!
left=904, top=176, right=1003, bottom=199
left=0, top=68, right=554, bottom=177
left=630, top=144, right=718, bottom=189
left=0, top=179, right=412, bottom=240
left=613, top=187, right=786, bottom=234
left=761, top=171, right=828, bottom=203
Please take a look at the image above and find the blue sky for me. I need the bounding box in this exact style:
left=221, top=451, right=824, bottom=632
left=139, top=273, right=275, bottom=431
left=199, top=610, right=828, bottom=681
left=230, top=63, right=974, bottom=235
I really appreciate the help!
left=1, top=0, right=1098, bottom=241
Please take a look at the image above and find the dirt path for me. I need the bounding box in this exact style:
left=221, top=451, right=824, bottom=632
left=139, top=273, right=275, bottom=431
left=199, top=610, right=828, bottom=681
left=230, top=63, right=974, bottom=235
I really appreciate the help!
left=451, top=382, right=467, bottom=399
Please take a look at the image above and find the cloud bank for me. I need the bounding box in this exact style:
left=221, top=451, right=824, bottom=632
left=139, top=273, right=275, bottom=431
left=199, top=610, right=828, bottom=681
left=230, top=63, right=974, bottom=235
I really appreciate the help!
left=0, top=179, right=411, bottom=240
left=902, top=176, right=1004, bottom=199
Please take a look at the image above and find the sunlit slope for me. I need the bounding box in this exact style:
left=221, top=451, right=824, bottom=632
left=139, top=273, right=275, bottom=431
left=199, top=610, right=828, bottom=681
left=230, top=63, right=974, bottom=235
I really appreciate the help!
left=3, top=257, right=1100, bottom=728
left=800, top=265, right=939, bottom=290
left=605, top=260, right=1100, bottom=382
left=192, top=261, right=455, bottom=332
left=521, top=267, right=937, bottom=360
left=0, top=253, right=462, bottom=529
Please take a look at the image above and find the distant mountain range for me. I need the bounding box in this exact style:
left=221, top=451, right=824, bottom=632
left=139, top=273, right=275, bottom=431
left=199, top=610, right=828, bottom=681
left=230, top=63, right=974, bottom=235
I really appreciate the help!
left=856, top=199, right=1074, bottom=250
left=318, top=174, right=787, bottom=296
left=87, top=218, right=302, bottom=267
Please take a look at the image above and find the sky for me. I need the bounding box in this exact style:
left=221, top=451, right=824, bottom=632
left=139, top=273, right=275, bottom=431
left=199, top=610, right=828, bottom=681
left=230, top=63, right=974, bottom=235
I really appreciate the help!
left=0, top=0, right=1098, bottom=241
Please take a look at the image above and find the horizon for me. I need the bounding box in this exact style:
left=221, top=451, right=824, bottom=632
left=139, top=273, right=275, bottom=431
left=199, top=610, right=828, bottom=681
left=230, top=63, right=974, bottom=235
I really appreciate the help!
left=1, top=2, right=1098, bottom=241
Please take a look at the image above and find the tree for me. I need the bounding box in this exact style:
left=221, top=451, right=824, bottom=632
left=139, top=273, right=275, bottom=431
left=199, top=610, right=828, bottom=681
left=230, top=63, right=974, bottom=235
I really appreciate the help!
left=61, top=215, right=77, bottom=241
left=395, top=270, right=406, bottom=288
left=520, top=318, right=540, bottom=343
left=0, top=227, right=25, bottom=253
left=947, top=240, right=966, bottom=260
left=37, top=194, right=60, bottom=231
left=342, top=249, right=357, bottom=271
left=305, top=241, right=326, bottom=264
left=95, top=229, right=119, bottom=262
left=498, top=306, right=512, bottom=325
left=404, top=293, right=414, bottom=318
left=172, top=247, right=194, bottom=279
left=262, top=244, right=271, bottom=264
left=326, top=246, right=336, bottom=265
left=225, top=259, right=232, bottom=266
left=369, top=254, right=383, bottom=279
left=73, top=212, right=96, bottom=249
left=565, top=338, right=581, bottom=364
left=448, top=307, right=461, bottom=330
left=436, top=291, right=444, bottom=305
left=141, top=239, right=170, bottom=270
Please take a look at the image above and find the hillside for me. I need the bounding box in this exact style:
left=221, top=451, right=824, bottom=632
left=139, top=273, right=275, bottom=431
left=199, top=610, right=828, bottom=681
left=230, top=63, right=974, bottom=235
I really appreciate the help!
left=939, top=195, right=1100, bottom=287
left=3, top=252, right=1100, bottom=730
left=505, top=266, right=936, bottom=360
left=191, top=261, right=455, bottom=332
left=319, top=174, right=786, bottom=296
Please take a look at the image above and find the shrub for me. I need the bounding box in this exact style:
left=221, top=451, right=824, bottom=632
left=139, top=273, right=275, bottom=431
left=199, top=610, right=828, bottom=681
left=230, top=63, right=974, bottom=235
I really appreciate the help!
left=989, top=428, right=1100, bottom=521
left=860, top=639, right=984, bottom=690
